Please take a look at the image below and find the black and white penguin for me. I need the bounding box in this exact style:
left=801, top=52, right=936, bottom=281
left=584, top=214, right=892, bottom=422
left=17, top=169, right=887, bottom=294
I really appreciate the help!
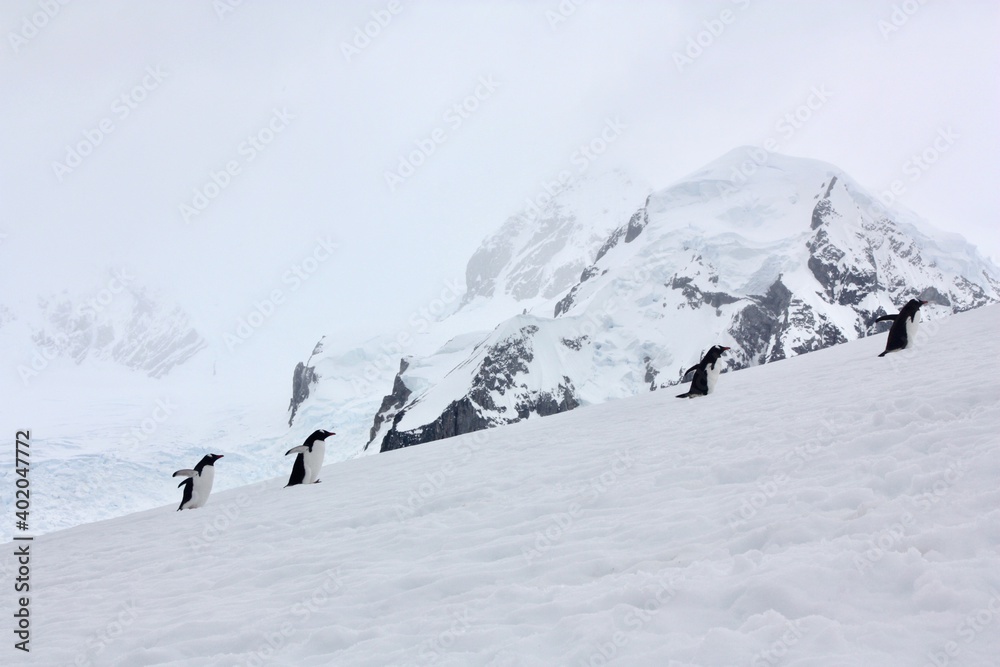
left=285, top=429, right=336, bottom=487
left=874, top=299, right=927, bottom=357
left=676, top=345, right=730, bottom=398
left=173, top=453, right=223, bottom=511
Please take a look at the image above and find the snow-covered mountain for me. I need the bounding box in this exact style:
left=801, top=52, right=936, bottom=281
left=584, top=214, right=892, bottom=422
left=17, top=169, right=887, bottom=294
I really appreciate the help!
left=3, top=271, right=206, bottom=383
left=371, top=149, right=1000, bottom=453
left=12, top=304, right=1000, bottom=665
left=461, top=168, right=652, bottom=307
left=285, top=169, right=652, bottom=450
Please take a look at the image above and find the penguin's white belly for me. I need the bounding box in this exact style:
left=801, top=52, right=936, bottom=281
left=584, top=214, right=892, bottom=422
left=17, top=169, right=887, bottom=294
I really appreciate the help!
left=706, top=363, right=722, bottom=393
left=904, top=315, right=920, bottom=349
left=187, top=467, right=215, bottom=509
left=303, top=442, right=325, bottom=484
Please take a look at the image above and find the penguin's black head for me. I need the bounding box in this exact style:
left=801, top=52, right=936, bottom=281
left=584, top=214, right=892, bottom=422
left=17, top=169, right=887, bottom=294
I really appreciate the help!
left=195, top=453, right=223, bottom=471
left=906, top=298, right=928, bottom=310
left=707, top=345, right=730, bottom=359
left=309, top=429, right=336, bottom=442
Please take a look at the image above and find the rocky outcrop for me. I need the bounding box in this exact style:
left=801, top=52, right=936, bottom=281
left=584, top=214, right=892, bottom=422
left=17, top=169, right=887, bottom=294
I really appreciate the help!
left=376, top=323, right=581, bottom=453
left=365, top=358, right=412, bottom=450
left=287, top=338, right=324, bottom=426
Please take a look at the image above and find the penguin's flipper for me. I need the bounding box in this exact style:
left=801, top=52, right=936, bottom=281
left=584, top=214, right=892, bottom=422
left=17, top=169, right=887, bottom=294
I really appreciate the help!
left=285, top=445, right=309, bottom=456
left=681, top=364, right=698, bottom=380
left=873, top=314, right=898, bottom=324
left=172, top=469, right=197, bottom=478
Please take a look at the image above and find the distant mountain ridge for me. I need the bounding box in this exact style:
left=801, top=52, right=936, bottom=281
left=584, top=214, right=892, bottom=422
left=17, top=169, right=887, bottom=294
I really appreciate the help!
left=368, top=149, right=1000, bottom=453
left=6, top=271, right=206, bottom=383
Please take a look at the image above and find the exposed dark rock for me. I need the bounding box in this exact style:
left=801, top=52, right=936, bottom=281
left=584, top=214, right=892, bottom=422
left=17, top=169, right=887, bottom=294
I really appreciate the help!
left=623, top=209, right=648, bottom=243
left=287, top=338, right=324, bottom=426
left=554, top=285, right=579, bottom=317
left=644, top=356, right=659, bottom=390
left=561, top=336, right=589, bottom=351
left=919, top=286, right=951, bottom=307
left=380, top=396, right=493, bottom=452
left=365, top=358, right=412, bottom=449
left=379, top=325, right=580, bottom=452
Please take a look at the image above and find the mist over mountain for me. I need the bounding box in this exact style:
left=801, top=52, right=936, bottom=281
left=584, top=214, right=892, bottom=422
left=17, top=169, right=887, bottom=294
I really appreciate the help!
left=365, top=149, right=1000, bottom=453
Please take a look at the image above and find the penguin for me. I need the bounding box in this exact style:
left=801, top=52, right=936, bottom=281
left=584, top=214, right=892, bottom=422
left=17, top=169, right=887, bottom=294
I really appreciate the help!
left=676, top=345, right=730, bottom=398
left=173, top=453, right=223, bottom=511
left=285, top=429, right=336, bottom=487
left=874, top=299, right=927, bottom=357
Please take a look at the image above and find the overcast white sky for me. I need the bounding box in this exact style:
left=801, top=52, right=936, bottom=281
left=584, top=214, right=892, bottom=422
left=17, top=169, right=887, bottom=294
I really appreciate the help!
left=2, top=0, right=998, bottom=380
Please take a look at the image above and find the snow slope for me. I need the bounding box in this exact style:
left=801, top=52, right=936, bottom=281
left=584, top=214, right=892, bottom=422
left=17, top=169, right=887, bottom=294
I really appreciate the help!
left=5, top=304, right=999, bottom=666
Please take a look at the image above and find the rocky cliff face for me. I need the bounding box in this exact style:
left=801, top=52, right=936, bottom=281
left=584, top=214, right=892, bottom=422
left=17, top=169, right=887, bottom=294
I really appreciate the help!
left=287, top=338, right=325, bottom=426
left=366, top=150, right=1000, bottom=454
left=375, top=321, right=580, bottom=452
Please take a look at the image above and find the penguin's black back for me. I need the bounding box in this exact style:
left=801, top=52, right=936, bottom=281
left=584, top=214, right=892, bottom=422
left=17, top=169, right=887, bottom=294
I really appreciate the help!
left=286, top=454, right=306, bottom=487
left=177, top=478, right=194, bottom=511
left=879, top=299, right=925, bottom=356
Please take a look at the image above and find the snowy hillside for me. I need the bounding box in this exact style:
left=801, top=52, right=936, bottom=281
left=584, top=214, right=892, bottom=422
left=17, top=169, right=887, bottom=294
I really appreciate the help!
left=6, top=304, right=999, bottom=665
left=374, top=149, right=1000, bottom=452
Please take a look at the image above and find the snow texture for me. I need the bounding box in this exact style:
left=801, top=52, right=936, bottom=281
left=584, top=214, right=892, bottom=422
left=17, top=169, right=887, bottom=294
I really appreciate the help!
left=4, top=304, right=999, bottom=666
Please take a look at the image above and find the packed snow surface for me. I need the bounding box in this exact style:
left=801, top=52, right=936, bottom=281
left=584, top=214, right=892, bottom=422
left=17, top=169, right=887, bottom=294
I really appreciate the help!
left=6, top=305, right=1000, bottom=666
